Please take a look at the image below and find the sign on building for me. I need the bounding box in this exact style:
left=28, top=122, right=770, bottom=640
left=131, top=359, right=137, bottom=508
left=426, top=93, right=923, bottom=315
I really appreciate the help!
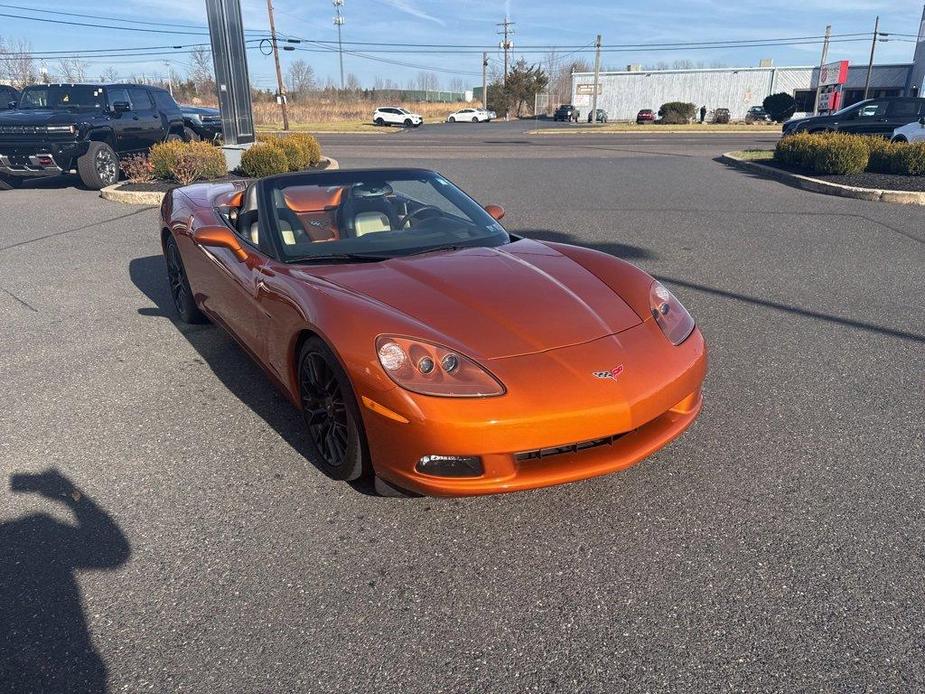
left=818, top=60, right=849, bottom=87
left=576, top=83, right=601, bottom=95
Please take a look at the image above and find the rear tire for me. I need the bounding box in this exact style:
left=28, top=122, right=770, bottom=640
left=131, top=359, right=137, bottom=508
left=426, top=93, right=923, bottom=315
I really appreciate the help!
left=77, top=141, right=119, bottom=190
left=166, top=133, right=182, bottom=143
left=892, top=136, right=908, bottom=143
left=298, top=337, right=369, bottom=482
left=0, top=174, right=24, bottom=190
left=184, top=127, right=200, bottom=142
left=164, top=236, right=206, bottom=324
left=374, top=117, right=384, bottom=126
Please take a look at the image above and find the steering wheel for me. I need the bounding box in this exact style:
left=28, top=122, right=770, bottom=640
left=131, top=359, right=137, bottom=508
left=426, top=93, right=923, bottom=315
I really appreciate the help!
left=400, top=205, right=443, bottom=229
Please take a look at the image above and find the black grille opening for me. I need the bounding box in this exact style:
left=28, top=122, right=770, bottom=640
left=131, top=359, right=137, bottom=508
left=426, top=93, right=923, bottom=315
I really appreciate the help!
left=515, top=431, right=630, bottom=463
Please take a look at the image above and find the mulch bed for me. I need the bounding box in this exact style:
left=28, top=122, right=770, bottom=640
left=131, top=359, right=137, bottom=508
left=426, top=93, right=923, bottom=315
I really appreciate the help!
left=760, top=159, right=925, bottom=192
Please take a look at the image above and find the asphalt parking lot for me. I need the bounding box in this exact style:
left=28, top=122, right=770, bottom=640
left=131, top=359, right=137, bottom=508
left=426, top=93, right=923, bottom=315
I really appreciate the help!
left=1, top=119, right=923, bottom=692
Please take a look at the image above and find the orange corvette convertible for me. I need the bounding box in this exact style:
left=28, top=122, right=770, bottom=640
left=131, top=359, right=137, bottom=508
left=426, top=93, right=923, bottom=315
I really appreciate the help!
left=160, top=169, right=706, bottom=496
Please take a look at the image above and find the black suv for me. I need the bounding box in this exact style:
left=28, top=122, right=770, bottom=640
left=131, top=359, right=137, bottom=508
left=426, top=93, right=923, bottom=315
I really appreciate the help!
left=0, top=83, right=185, bottom=190
left=782, top=97, right=925, bottom=137
left=180, top=105, right=223, bottom=143
left=553, top=104, right=580, bottom=122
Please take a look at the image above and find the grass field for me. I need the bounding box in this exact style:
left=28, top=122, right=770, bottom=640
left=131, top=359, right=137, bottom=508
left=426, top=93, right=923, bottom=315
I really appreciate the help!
left=530, top=122, right=783, bottom=134
left=255, top=122, right=394, bottom=134
left=728, top=149, right=776, bottom=160
left=250, top=99, right=472, bottom=130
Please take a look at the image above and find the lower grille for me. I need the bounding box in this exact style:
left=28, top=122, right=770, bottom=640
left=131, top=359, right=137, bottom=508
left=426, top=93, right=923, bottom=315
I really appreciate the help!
left=515, top=431, right=630, bottom=462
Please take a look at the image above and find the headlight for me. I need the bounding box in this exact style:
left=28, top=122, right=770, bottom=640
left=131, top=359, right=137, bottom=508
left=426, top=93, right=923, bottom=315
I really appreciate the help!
left=376, top=336, right=505, bottom=397
left=188, top=113, right=202, bottom=123
left=649, top=281, right=695, bottom=345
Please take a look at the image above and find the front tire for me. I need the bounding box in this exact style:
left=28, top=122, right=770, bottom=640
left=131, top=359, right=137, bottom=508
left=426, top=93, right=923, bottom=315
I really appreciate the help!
left=298, top=337, right=369, bottom=482
left=184, top=127, right=200, bottom=142
left=164, top=236, right=206, bottom=324
left=77, top=141, right=119, bottom=190
left=892, top=136, right=908, bottom=143
left=449, top=116, right=456, bottom=123
left=403, top=118, right=413, bottom=127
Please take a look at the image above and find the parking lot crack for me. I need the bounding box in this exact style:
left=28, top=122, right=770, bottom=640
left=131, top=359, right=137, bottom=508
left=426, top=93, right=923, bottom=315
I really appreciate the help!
left=0, top=285, right=38, bottom=312
left=0, top=206, right=156, bottom=254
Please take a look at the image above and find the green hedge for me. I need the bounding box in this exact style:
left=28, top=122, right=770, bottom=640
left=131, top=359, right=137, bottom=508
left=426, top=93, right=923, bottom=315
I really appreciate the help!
left=257, top=132, right=323, bottom=168
left=240, top=143, right=289, bottom=178
left=149, top=140, right=226, bottom=182
left=891, top=142, right=925, bottom=175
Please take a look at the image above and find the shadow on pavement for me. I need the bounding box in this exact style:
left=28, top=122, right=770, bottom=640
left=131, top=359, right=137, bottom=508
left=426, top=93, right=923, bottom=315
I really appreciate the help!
left=127, top=255, right=378, bottom=494
left=0, top=469, right=130, bottom=693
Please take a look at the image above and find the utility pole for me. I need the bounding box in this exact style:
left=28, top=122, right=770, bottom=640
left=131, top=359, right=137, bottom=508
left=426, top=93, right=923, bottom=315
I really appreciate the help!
left=333, top=0, right=345, bottom=90
left=497, top=17, right=514, bottom=86
left=591, top=34, right=602, bottom=123
left=265, top=0, right=289, bottom=131
left=812, top=25, right=831, bottom=115
left=482, top=51, right=488, bottom=110
left=864, top=16, right=880, bottom=100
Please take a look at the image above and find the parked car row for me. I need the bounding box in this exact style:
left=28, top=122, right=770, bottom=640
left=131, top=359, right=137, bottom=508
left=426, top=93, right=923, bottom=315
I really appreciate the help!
left=373, top=106, right=498, bottom=128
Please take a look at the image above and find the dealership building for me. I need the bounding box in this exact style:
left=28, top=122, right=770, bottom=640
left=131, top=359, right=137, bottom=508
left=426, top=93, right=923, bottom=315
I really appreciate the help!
left=571, top=15, right=925, bottom=121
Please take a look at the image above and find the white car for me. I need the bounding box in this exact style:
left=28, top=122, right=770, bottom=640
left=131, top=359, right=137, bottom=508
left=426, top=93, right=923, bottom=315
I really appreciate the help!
left=373, top=107, right=423, bottom=127
left=446, top=107, right=492, bottom=123
left=891, top=117, right=925, bottom=143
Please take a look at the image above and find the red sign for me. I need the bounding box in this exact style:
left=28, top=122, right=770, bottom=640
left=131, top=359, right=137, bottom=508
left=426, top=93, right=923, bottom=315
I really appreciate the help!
left=818, top=89, right=842, bottom=112
left=818, top=60, right=849, bottom=87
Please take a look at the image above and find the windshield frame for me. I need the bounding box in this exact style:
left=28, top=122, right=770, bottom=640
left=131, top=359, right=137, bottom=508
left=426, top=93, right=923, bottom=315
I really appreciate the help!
left=256, top=169, right=510, bottom=264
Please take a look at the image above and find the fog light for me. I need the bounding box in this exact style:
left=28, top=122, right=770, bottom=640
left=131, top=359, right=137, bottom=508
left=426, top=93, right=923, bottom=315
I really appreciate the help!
left=416, top=454, right=483, bottom=477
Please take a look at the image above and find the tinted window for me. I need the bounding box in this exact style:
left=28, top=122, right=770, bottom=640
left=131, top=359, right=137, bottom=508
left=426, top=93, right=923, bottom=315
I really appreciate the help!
left=20, top=85, right=106, bottom=110
left=128, top=88, right=153, bottom=110
left=858, top=101, right=887, bottom=118
left=107, top=88, right=130, bottom=108
left=152, top=89, right=179, bottom=112
left=888, top=100, right=920, bottom=119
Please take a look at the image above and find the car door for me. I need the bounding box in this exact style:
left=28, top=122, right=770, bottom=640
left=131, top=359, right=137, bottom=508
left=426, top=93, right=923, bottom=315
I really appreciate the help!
left=105, top=87, right=135, bottom=153
left=841, top=100, right=889, bottom=135
left=128, top=87, right=163, bottom=150
left=194, top=208, right=270, bottom=360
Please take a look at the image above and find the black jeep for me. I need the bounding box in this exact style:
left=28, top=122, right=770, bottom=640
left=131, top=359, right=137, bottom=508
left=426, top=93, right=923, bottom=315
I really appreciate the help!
left=0, top=83, right=185, bottom=190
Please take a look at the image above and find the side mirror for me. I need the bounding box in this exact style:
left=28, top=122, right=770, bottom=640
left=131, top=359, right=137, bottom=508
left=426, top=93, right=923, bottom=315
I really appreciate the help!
left=7, top=101, right=16, bottom=109
left=112, top=101, right=130, bottom=114
left=484, top=204, right=505, bottom=221
left=193, top=225, right=248, bottom=262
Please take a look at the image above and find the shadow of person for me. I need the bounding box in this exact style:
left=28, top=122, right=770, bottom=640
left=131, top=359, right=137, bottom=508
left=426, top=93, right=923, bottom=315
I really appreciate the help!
left=127, top=255, right=375, bottom=492
left=0, top=470, right=130, bottom=693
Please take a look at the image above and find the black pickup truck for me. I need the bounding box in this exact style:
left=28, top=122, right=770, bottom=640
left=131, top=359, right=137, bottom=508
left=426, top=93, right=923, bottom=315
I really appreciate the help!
left=0, top=83, right=186, bottom=190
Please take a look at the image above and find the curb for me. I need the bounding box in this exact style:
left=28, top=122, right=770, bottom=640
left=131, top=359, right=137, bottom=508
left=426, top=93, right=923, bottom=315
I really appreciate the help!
left=719, top=152, right=925, bottom=206
left=100, top=156, right=339, bottom=206
left=530, top=128, right=782, bottom=136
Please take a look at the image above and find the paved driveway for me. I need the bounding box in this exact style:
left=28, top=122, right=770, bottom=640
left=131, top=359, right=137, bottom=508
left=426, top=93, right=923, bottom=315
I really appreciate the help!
left=1, top=124, right=923, bottom=692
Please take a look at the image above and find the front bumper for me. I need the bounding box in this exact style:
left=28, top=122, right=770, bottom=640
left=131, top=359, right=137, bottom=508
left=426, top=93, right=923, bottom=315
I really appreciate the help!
left=0, top=141, right=82, bottom=177
left=361, top=321, right=707, bottom=496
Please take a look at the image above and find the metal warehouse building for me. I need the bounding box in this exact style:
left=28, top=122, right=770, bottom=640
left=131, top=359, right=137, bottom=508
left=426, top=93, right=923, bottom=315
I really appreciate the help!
left=571, top=63, right=918, bottom=121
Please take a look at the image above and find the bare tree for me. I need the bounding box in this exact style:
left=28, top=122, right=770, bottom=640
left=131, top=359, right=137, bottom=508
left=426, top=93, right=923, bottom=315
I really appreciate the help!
left=189, top=46, right=215, bottom=97
left=448, top=77, right=465, bottom=93
left=99, top=66, right=120, bottom=83
left=1, top=37, right=38, bottom=89
left=345, top=72, right=361, bottom=91
left=58, top=58, right=90, bottom=83
left=286, top=59, right=315, bottom=98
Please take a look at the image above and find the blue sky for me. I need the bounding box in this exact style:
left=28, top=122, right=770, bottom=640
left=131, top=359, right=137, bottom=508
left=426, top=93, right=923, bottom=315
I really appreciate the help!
left=3, top=0, right=923, bottom=89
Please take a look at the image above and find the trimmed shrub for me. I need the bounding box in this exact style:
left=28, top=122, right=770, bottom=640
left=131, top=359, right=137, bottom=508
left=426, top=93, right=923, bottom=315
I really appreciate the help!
left=239, top=142, right=289, bottom=178
left=120, top=154, right=153, bottom=183
left=865, top=138, right=901, bottom=174
left=890, top=141, right=925, bottom=176
left=775, top=132, right=824, bottom=169
left=257, top=132, right=323, bottom=168
left=150, top=140, right=226, bottom=182
left=812, top=136, right=868, bottom=175
left=763, top=92, right=797, bottom=123
left=657, top=101, right=696, bottom=124
left=275, top=138, right=310, bottom=171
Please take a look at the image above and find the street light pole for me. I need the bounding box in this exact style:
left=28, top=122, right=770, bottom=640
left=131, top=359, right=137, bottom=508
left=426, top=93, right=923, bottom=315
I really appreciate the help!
left=482, top=51, right=488, bottom=110
left=863, top=16, right=880, bottom=100
left=265, top=0, right=289, bottom=130
left=591, top=34, right=602, bottom=123
left=812, top=25, right=831, bottom=116
left=334, top=0, right=345, bottom=90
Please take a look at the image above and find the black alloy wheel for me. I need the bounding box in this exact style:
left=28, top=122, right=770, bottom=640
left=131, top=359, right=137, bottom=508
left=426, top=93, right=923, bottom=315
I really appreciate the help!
left=298, top=338, right=367, bottom=481
left=164, top=238, right=205, bottom=324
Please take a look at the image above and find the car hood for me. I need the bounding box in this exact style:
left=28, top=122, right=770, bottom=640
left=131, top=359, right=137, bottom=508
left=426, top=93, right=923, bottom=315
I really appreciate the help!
left=309, top=239, right=643, bottom=360
left=0, top=109, right=85, bottom=126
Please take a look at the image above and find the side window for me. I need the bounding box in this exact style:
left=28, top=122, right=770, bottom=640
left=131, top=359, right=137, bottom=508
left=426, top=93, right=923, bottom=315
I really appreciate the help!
left=107, top=88, right=130, bottom=109
left=858, top=101, right=887, bottom=119
left=128, top=88, right=153, bottom=111
left=152, top=89, right=178, bottom=112
left=888, top=100, right=919, bottom=119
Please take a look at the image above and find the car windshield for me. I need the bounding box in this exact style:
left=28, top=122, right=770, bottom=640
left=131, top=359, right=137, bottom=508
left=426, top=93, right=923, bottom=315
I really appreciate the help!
left=263, top=170, right=510, bottom=262
left=18, top=85, right=106, bottom=111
